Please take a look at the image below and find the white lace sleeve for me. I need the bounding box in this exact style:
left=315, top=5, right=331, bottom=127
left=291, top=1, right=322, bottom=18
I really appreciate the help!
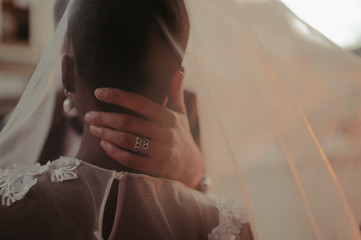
left=0, top=157, right=80, bottom=207
left=208, top=199, right=248, bottom=240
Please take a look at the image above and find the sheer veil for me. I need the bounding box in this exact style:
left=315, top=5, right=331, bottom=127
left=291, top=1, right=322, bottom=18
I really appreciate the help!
left=1, top=0, right=361, bottom=239
left=184, top=0, right=361, bottom=239
left=0, top=1, right=68, bottom=168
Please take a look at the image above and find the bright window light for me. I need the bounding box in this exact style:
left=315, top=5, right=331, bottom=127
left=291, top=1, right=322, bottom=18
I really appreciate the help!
left=281, top=0, right=361, bottom=49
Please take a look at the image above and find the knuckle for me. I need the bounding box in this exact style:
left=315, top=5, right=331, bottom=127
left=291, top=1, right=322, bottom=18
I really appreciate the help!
left=165, top=147, right=176, bottom=161
left=163, top=131, right=176, bottom=150
left=167, top=111, right=178, bottom=126
left=114, top=115, right=123, bottom=129
left=168, top=130, right=177, bottom=145
left=116, top=116, right=129, bottom=130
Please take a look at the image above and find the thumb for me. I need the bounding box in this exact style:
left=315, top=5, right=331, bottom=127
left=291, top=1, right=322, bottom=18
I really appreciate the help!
left=168, top=71, right=187, bottom=114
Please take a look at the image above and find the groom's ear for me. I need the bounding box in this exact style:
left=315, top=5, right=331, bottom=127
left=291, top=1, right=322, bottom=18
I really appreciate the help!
left=62, top=55, right=75, bottom=92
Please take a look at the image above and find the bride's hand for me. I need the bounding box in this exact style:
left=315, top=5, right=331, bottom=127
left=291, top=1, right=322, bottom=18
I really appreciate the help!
left=84, top=72, right=203, bottom=189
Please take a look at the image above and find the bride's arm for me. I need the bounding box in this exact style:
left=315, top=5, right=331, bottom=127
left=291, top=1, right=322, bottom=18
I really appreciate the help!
left=84, top=72, right=204, bottom=189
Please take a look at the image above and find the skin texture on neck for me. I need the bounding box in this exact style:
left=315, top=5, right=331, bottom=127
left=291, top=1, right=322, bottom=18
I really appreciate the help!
left=75, top=125, right=129, bottom=172
left=69, top=61, right=140, bottom=172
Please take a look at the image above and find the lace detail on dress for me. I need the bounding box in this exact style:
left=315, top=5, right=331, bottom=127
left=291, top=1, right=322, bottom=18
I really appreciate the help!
left=114, top=172, right=125, bottom=180
left=208, top=199, right=247, bottom=240
left=49, top=157, right=80, bottom=182
left=0, top=163, right=47, bottom=207
left=0, top=157, right=80, bottom=207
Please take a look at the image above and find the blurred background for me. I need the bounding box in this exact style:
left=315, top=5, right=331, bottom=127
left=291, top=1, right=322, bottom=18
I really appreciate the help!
left=2, top=0, right=361, bottom=122
left=0, top=0, right=54, bottom=121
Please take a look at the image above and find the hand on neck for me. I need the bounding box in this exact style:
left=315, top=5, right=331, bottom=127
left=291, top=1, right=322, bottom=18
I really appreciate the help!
left=75, top=125, right=129, bottom=172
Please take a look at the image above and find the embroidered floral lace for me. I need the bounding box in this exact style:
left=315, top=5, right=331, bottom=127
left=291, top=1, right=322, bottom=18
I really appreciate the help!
left=209, top=199, right=247, bottom=240
left=0, top=156, right=80, bottom=207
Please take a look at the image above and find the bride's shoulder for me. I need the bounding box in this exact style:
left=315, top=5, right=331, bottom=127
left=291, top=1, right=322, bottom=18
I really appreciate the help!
left=0, top=157, right=99, bottom=207
left=0, top=157, right=104, bottom=239
left=0, top=157, right=77, bottom=206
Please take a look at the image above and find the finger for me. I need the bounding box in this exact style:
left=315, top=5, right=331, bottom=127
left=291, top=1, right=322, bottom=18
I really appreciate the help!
left=90, top=125, right=164, bottom=157
left=94, top=88, right=173, bottom=123
left=100, top=140, right=148, bottom=168
left=85, top=111, right=165, bottom=139
left=167, top=71, right=187, bottom=114
left=100, top=140, right=164, bottom=175
left=90, top=125, right=139, bottom=151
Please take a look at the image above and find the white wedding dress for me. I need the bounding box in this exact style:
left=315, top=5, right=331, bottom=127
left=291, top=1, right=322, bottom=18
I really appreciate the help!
left=0, top=157, right=250, bottom=240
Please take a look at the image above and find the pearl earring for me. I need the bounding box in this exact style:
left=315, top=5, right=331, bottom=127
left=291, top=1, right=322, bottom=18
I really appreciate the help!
left=63, top=89, right=74, bottom=112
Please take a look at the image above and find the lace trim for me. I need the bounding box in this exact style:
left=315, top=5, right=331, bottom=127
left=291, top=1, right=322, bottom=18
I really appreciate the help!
left=0, top=157, right=80, bottom=207
left=208, top=199, right=247, bottom=240
left=114, top=172, right=125, bottom=180
left=48, top=157, right=80, bottom=182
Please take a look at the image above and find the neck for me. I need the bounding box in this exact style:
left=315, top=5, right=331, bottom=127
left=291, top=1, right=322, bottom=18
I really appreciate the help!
left=76, top=123, right=128, bottom=172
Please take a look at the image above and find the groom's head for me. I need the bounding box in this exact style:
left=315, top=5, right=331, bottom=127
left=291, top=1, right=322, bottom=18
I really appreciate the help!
left=63, top=0, right=190, bottom=107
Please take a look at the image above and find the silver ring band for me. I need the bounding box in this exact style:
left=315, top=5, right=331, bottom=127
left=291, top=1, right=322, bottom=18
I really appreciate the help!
left=141, top=137, right=150, bottom=154
left=133, top=136, right=142, bottom=152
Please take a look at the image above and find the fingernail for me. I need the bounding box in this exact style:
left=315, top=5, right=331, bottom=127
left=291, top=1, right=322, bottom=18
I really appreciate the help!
left=100, top=140, right=110, bottom=149
left=89, top=125, right=101, bottom=135
left=84, top=112, right=94, bottom=122
left=95, top=88, right=107, bottom=99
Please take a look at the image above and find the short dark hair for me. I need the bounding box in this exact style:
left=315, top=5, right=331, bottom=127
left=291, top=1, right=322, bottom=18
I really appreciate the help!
left=54, top=0, right=70, bottom=26
left=68, top=0, right=189, bottom=101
